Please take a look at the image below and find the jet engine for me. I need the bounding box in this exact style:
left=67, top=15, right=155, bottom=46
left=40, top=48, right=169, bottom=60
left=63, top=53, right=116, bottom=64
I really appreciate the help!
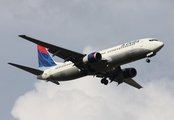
left=83, top=52, right=102, bottom=64
left=122, top=68, right=137, bottom=79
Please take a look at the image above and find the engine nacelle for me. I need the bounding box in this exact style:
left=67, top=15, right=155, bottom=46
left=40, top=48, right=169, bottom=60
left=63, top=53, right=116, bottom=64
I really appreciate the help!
left=122, top=68, right=137, bottom=79
left=83, top=52, right=102, bottom=64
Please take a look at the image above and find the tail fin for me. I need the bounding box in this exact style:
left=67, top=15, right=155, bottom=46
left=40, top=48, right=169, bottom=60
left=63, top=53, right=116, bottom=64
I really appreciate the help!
left=37, top=45, right=57, bottom=68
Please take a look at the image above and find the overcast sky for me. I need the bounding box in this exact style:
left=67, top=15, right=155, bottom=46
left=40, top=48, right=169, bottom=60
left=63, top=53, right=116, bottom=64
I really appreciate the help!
left=1, top=0, right=174, bottom=120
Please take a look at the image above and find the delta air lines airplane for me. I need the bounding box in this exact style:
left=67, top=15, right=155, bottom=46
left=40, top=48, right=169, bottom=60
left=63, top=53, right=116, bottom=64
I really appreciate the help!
left=8, top=35, right=164, bottom=89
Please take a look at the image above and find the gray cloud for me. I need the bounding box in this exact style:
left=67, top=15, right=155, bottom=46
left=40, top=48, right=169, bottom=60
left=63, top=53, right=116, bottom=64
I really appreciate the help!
left=11, top=77, right=174, bottom=120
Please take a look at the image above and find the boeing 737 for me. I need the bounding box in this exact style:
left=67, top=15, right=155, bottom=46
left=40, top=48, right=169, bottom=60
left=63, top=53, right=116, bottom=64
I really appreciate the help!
left=8, top=35, right=164, bottom=89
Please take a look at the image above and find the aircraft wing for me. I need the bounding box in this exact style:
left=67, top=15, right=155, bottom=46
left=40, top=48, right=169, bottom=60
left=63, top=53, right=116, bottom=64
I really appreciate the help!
left=19, top=35, right=85, bottom=63
left=123, top=78, right=142, bottom=89
left=96, top=66, right=142, bottom=89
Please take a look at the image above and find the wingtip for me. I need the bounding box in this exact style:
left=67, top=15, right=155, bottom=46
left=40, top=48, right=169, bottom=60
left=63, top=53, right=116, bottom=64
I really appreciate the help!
left=8, top=62, right=16, bottom=66
left=18, top=35, right=26, bottom=38
left=8, top=62, right=12, bottom=65
left=138, top=86, right=143, bottom=89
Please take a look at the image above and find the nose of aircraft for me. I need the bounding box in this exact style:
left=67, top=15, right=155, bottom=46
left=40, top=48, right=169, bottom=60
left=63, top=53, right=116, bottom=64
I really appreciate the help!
left=155, top=41, right=164, bottom=52
left=158, top=41, right=164, bottom=48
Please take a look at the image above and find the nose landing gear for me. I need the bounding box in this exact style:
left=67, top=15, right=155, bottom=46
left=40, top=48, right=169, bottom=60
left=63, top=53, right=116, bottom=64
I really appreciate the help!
left=146, top=58, right=150, bottom=63
left=146, top=52, right=155, bottom=63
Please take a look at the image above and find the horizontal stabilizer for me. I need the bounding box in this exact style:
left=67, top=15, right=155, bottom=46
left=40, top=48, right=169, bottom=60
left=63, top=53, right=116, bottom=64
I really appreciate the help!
left=51, top=81, right=60, bottom=85
left=123, top=78, right=143, bottom=89
left=8, top=63, right=43, bottom=75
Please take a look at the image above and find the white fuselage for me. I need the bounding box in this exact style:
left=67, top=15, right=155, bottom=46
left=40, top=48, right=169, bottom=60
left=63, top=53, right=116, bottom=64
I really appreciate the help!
left=37, top=38, right=164, bottom=81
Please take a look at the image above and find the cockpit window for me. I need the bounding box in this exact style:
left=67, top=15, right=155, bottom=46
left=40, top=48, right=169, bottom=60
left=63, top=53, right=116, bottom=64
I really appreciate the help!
left=149, top=39, right=158, bottom=41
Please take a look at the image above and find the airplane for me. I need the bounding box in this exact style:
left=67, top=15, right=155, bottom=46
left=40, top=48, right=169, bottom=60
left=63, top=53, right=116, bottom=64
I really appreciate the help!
left=8, top=35, right=164, bottom=89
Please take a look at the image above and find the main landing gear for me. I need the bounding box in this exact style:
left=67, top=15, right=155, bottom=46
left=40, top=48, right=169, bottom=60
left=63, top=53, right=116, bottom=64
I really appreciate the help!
left=101, top=78, right=109, bottom=85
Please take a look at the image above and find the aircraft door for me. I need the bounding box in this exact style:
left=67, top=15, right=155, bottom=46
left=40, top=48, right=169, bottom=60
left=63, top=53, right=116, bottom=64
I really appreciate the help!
left=140, top=40, right=143, bottom=47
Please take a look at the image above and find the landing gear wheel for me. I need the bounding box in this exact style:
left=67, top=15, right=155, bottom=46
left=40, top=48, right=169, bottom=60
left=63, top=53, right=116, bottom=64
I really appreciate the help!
left=104, top=80, right=108, bottom=85
left=146, top=58, right=150, bottom=63
left=101, top=78, right=108, bottom=85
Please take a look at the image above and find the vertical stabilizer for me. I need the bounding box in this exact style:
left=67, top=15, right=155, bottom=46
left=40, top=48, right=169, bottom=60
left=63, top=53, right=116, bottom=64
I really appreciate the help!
left=37, top=45, right=57, bottom=68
